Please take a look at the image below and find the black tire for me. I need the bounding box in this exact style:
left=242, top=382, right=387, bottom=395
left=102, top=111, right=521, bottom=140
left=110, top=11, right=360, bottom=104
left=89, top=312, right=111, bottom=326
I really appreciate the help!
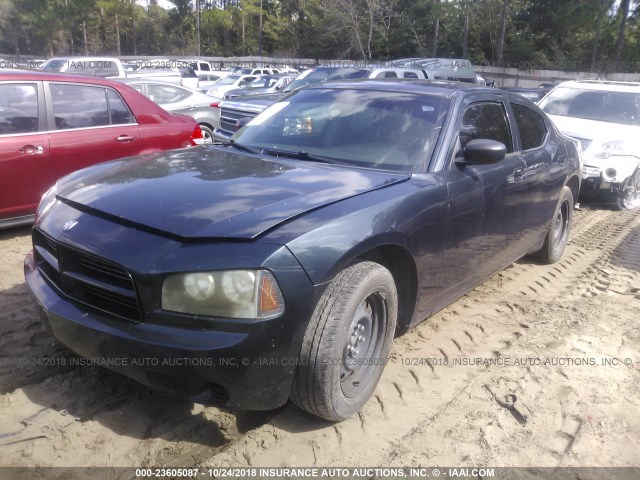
left=290, top=261, right=398, bottom=422
left=615, top=168, right=640, bottom=210
left=533, top=186, right=573, bottom=264
left=199, top=124, right=214, bottom=144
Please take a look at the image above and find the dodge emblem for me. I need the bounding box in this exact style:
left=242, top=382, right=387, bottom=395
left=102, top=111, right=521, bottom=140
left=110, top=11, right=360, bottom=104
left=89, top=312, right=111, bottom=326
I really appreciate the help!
left=63, top=219, right=78, bottom=231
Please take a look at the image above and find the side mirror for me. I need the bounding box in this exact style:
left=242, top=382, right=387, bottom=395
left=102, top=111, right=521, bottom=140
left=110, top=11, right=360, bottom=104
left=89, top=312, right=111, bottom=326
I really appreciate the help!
left=457, top=139, right=507, bottom=165
left=275, top=84, right=283, bottom=90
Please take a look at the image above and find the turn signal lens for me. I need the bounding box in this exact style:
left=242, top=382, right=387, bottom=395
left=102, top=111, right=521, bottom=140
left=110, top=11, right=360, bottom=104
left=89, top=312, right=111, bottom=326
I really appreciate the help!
left=258, top=271, right=285, bottom=318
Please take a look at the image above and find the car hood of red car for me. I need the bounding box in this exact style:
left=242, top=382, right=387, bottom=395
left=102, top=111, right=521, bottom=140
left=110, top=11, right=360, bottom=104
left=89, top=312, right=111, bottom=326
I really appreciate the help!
left=55, top=146, right=410, bottom=240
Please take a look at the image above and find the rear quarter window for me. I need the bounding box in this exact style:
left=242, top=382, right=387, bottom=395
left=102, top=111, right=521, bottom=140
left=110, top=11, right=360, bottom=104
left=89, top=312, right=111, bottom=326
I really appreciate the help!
left=511, top=103, right=547, bottom=150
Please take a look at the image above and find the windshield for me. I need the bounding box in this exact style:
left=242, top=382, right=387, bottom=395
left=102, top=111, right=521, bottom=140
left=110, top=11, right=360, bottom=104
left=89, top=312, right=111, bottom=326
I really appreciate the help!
left=216, top=75, right=241, bottom=85
left=539, top=86, right=640, bottom=126
left=249, top=77, right=278, bottom=88
left=233, top=88, right=447, bottom=172
left=284, top=68, right=371, bottom=93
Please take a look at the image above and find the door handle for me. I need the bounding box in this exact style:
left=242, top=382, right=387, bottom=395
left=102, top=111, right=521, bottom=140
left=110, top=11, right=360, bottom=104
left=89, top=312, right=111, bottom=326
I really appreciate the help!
left=116, top=135, right=135, bottom=143
left=19, top=145, right=45, bottom=154
left=513, top=167, right=526, bottom=182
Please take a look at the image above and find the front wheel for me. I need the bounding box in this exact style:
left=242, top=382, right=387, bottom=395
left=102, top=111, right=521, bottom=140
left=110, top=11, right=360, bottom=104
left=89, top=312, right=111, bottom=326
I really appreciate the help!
left=291, top=261, right=398, bottom=422
left=616, top=168, right=640, bottom=210
left=533, top=185, right=574, bottom=264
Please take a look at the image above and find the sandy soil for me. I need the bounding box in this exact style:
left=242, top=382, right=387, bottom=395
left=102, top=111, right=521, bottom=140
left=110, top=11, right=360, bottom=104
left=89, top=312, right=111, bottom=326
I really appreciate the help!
left=0, top=202, right=638, bottom=471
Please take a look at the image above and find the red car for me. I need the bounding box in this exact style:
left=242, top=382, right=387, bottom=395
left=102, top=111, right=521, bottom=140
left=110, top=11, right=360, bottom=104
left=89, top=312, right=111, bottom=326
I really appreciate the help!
left=0, top=70, right=204, bottom=228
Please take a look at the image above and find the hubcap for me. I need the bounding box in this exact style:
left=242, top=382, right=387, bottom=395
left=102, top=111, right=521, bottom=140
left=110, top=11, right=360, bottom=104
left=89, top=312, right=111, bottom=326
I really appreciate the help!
left=622, top=172, right=640, bottom=209
left=340, top=291, right=387, bottom=398
left=553, top=201, right=569, bottom=245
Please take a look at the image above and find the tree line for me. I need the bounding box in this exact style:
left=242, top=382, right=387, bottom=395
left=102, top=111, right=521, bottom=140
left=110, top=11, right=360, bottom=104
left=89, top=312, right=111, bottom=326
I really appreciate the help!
left=0, top=0, right=637, bottom=73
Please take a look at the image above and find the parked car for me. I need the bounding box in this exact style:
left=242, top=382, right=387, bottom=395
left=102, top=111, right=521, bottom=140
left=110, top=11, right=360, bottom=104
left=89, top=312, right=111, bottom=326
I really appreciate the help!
left=504, top=83, right=558, bottom=103
left=198, top=73, right=223, bottom=92
left=213, top=67, right=373, bottom=141
left=180, top=59, right=213, bottom=77
left=25, top=80, right=580, bottom=421
left=395, top=58, right=481, bottom=83
left=223, top=75, right=297, bottom=99
left=238, top=67, right=275, bottom=76
left=539, top=80, right=640, bottom=209
left=127, top=66, right=199, bottom=90
left=0, top=70, right=203, bottom=228
left=41, top=57, right=127, bottom=78
left=121, top=79, right=220, bottom=143
left=204, top=74, right=260, bottom=100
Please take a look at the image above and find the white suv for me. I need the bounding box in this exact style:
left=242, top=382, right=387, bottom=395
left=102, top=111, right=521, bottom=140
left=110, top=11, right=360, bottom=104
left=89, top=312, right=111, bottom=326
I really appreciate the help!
left=539, top=80, right=640, bottom=210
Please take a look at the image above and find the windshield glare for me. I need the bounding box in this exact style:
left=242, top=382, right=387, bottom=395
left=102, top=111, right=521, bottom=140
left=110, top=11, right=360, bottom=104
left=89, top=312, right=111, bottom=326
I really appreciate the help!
left=233, top=88, right=447, bottom=172
left=217, top=75, right=240, bottom=85
left=540, top=87, right=640, bottom=126
left=284, top=69, right=371, bottom=93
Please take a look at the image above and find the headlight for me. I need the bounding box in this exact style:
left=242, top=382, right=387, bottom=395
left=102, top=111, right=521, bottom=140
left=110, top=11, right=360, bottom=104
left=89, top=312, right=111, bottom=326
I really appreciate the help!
left=162, top=269, right=285, bottom=319
left=35, top=185, right=58, bottom=223
left=589, top=140, right=640, bottom=159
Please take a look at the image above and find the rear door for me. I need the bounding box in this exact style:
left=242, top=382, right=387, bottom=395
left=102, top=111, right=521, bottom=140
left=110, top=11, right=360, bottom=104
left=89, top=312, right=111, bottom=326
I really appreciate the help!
left=507, top=99, right=555, bottom=244
left=46, top=82, right=141, bottom=181
left=0, top=81, right=52, bottom=220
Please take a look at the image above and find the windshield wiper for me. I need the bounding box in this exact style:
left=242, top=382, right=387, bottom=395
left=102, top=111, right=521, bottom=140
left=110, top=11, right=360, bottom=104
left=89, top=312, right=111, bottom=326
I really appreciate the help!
left=215, top=139, right=260, bottom=154
left=264, top=148, right=338, bottom=164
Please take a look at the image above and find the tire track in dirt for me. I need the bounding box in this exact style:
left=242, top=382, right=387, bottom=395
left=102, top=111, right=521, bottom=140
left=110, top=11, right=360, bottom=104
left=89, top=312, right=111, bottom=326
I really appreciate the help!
left=198, top=206, right=640, bottom=468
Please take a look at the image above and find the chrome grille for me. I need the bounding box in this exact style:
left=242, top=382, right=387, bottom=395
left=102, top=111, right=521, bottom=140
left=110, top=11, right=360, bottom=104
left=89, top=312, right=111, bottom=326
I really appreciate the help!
left=219, top=108, right=257, bottom=136
left=33, top=229, right=141, bottom=322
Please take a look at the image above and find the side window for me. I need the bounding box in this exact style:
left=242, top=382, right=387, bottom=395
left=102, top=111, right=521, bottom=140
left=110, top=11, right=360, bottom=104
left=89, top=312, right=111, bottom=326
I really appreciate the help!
left=459, top=102, right=513, bottom=153
left=403, top=71, right=419, bottom=79
left=0, top=83, right=39, bottom=135
left=147, top=84, right=190, bottom=104
left=51, top=84, right=109, bottom=130
left=107, top=90, right=134, bottom=125
left=511, top=103, right=547, bottom=150
left=375, top=71, right=398, bottom=79
left=201, top=63, right=210, bottom=72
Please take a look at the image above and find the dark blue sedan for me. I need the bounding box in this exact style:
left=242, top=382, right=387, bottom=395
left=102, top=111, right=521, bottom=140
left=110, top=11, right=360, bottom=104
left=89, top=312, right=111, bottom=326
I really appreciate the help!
left=25, top=80, right=581, bottom=421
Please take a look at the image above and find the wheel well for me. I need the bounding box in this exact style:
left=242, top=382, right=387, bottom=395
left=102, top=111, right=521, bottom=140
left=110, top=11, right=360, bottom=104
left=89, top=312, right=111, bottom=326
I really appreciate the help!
left=199, top=122, right=213, bottom=131
left=566, top=175, right=580, bottom=206
left=357, top=245, right=417, bottom=331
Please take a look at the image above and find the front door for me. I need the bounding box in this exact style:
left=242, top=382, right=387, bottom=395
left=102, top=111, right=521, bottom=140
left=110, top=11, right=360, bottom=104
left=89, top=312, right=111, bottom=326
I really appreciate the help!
left=440, top=99, right=528, bottom=297
left=0, top=81, right=52, bottom=220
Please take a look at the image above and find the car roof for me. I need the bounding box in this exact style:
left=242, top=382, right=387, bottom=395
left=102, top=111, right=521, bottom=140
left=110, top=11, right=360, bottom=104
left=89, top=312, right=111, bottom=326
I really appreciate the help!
left=0, top=69, right=123, bottom=86
left=307, top=78, right=489, bottom=97
left=555, top=80, right=640, bottom=93
left=119, top=78, right=199, bottom=91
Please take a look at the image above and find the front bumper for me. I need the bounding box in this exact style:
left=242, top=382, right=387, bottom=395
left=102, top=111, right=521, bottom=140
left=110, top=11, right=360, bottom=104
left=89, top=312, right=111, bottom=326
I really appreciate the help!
left=24, top=212, right=317, bottom=410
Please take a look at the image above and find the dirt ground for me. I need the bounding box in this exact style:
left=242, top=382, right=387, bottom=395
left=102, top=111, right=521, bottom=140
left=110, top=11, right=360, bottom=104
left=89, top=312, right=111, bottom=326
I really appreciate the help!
left=0, top=201, right=639, bottom=472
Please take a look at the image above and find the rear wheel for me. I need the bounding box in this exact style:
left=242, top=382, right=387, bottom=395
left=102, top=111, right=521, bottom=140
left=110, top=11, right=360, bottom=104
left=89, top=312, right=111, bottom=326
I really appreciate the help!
left=533, top=186, right=573, bottom=264
left=199, top=124, right=214, bottom=144
left=291, top=261, right=397, bottom=422
left=616, top=168, right=640, bottom=210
